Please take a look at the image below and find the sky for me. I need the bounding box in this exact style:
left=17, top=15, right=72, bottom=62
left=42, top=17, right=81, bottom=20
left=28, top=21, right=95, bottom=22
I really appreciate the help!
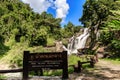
left=21, top=0, right=86, bottom=26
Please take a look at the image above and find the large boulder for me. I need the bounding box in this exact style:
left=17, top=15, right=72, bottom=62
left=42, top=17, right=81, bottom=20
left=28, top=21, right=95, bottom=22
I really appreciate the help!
left=55, top=41, right=64, bottom=52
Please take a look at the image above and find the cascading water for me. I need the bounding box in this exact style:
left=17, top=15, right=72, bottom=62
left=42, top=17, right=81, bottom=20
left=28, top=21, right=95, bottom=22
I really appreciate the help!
left=63, top=28, right=90, bottom=54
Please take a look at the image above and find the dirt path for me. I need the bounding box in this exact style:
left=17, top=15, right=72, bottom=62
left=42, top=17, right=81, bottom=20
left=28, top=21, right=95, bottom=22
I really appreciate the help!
left=74, top=59, right=120, bottom=80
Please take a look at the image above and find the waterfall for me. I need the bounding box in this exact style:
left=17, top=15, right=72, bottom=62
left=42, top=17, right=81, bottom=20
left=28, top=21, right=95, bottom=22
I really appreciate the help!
left=63, top=28, right=90, bottom=54
left=76, top=28, right=89, bottom=49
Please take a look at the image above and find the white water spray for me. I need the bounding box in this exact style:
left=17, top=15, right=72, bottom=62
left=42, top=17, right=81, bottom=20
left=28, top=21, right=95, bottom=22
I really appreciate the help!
left=63, top=28, right=90, bottom=54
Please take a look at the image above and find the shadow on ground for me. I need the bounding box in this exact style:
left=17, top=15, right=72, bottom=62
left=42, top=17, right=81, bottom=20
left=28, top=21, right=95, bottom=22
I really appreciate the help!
left=81, top=66, right=120, bottom=80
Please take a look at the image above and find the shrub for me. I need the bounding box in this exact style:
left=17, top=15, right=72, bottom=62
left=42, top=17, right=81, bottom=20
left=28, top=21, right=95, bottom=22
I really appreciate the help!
left=99, top=31, right=114, bottom=45
left=108, top=40, right=120, bottom=55
left=46, top=37, right=55, bottom=47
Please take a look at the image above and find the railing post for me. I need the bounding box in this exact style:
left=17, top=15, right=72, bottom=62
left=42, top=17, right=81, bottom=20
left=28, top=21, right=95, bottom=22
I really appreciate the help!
left=78, top=61, right=82, bottom=72
left=90, top=57, right=95, bottom=68
left=62, top=51, right=68, bottom=79
left=23, top=51, right=29, bottom=80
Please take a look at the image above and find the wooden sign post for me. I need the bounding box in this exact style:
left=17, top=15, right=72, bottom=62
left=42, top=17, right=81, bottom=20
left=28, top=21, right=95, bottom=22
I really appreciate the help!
left=23, top=51, right=68, bottom=80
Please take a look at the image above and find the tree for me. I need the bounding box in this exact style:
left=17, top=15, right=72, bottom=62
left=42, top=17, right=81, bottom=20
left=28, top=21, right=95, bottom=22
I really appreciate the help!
left=63, top=22, right=75, bottom=38
left=80, top=0, right=112, bottom=49
left=0, top=0, right=62, bottom=47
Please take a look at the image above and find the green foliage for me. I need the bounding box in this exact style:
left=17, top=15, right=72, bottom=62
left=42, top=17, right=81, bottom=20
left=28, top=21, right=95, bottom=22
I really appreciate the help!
left=80, top=0, right=120, bottom=58
left=0, top=42, right=52, bottom=67
left=79, top=0, right=116, bottom=50
left=0, top=0, right=65, bottom=67
left=0, top=41, right=9, bottom=58
left=30, top=26, right=48, bottom=46
left=62, top=22, right=81, bottom=38
left=87, top=49, right=96, bottom=55
left=62, top=39, right=68, bottom=47
left=0, top=0, right=83, bottom=48
left=105, top=20, right=120, bottom=30
left=0, top=43, right=28, bottom=67
left=20, top=36, right=26, bottom=42
left=43, top=67, right=74, bottom=76
left=80, top=0, right=110, bottom=27
left=46, top=37, right=55, bottom=47
left=5, top=35, right=16, bottom=47
left=99, top=31, right=114, bottom=45
left=99, top=30, right=120, bottom=57
left=68, top=55, right=90, bottom=65
left=62, top=22, right=74, bottom=38
left=111, top=40, right=120, bottom=50
left=108, top=39, right=120, bottom=55
left=102, top=58, right=120, bottom=64
left=0, top=0, right=63, bottom=47
left=80, top=0, right=120, bottom=29
left=68, top=55, right=81, bottom=65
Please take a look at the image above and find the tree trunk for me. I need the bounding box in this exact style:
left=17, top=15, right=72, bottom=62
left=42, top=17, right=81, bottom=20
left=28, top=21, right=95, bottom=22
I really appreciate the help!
left=89, top=20, right=101, bottom=50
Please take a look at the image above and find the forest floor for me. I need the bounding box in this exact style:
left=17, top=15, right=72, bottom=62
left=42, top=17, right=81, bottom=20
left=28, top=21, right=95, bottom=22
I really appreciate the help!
left=0, top=59, right=120, bottom=80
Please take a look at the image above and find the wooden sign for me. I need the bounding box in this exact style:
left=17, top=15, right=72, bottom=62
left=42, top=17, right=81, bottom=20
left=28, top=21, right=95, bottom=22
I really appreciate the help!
left=23, top=51, right=68, bottom=80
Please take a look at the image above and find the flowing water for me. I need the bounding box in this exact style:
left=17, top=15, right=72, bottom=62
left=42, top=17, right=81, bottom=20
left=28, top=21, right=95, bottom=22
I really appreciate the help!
left=63, top=28, right=90, bottom=54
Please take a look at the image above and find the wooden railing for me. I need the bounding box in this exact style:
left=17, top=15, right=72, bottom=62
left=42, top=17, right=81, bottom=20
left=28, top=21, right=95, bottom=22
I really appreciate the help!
left=0, top=68, right=23, bottom=73
left=69, top=57, right=96, bottom=73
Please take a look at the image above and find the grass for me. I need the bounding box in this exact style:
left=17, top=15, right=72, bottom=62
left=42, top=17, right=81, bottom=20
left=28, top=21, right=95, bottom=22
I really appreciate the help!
left=0, top=43, right=28, bottom=67
left=46, top=37, right=55, bottom=47
left=43, top=67, right=74, bottom=76
left=0, top=42, right=53, bottom=67
left=101, top=58, right=120, bottom=64
left=0, top=75, right=6, bottom=80
left=68, top=54, right=89, bottom=65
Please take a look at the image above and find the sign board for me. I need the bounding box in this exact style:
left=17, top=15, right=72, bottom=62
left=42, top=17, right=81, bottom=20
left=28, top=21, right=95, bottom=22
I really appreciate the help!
left=23, top=51, right=68, bottom=80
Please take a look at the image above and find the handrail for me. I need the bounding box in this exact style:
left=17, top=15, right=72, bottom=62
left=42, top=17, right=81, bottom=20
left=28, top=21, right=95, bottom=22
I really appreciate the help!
left=0, top=68, right=23, bottom=73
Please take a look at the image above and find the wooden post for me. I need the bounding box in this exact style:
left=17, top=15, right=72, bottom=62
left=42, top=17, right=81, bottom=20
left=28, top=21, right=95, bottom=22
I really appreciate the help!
left=78, top=61, right=82, bottom=72
left=23, top=51, right=29, bottom=80
left=90, top=57, right=95, bottom=68
left=62, top=51, right=68, bottom=79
